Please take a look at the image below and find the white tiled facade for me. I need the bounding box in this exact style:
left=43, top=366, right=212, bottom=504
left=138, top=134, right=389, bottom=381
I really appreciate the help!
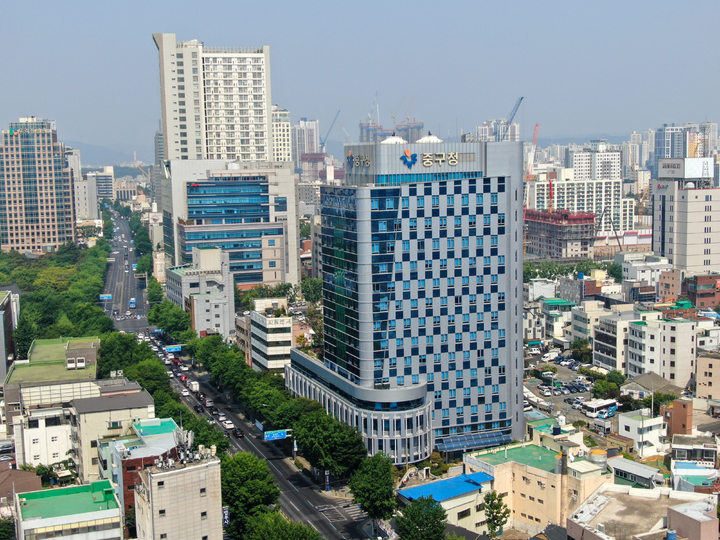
left=271, top=105, right=292, bottom=163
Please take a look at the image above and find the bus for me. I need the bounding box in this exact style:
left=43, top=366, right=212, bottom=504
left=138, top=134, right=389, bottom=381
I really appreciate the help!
left=129, top=298, right=137, bottom=309
left=583, top=399, right=617, bottom=418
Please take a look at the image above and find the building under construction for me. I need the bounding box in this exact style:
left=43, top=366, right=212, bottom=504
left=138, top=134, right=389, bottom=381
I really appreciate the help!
left=525, top=209, right=596, bottom=260
left=359, top=121, right=424, bottom=143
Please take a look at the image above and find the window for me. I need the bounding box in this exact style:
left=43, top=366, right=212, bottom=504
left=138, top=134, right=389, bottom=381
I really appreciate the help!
left=200, top=487, right=206, bottom=496
left=159, top=509, right=166, bottom=516
left=32, top=438, right=39, bottom=444
left=161, top=535, right=167, bottom=539
left=201, top=511, right=207, bottom=520
left=158, top=481, right=165, bottom=488
left=458, top=509, right=471, bottom=520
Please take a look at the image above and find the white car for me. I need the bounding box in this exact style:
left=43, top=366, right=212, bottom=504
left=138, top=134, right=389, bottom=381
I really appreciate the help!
left=164, top=359, right=171, bottom=365
left=180, top=365, right=189, bottom=372
left=222, top=420, right=235, bottom=430
left=218, top=414, right=227, bottom=422
left=181, top=389, right=190, bottom=397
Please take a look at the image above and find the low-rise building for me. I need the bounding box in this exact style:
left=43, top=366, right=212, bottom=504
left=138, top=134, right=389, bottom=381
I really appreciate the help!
left=246, top=298, right=294, bottom=372
left=134, top=446, right=222, bottom=540
left=165, top=247, right=235, bottom=340
left=620, top=371, right=684, bottom=400
left=15, top=480, right=123, bottom=540
left=523, top=279, right=557, bottom=304
left=617, top=252, right=672, bottom=296
left=671, top=434, right=718, bottom=466
left=627, top=318, right=697, bottom=385
left=617, top=408, right=667, bottom=458
left=593, top=309, right=661, bottom=373
left=566, top=484, right=717, bottom=540
left=660, top=398, right=694, bottom=438
left=523, top=303, right=545, bottom=344
left=658, top=268, right=682, bottom=302
left=570, top=301, right=608, bottom=346
left=397, top=472, right=494, bottom=537
left=685, top=273, right=720, bottom=310
left=606, top=456, right=662, bottom=488
left=540, top=298, right=576, bottom=343
left=695, top=351, right=720, bottom=399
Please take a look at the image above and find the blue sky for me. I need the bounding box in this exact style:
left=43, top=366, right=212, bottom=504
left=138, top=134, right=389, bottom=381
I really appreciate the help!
left=2, top=0, right=718, bottom=163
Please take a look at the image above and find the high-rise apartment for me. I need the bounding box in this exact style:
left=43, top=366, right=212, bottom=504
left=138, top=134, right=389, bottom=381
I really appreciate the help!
left=74, top=171, right=99, bottom=221
left=286, top=136, right=524, bottom=463
left=651, top=124, right=686, bottom=177
left=153, top=33, right=272, bottom=162
left=0, top=118, right=75, bottom=253
left=566, top=140, right=622, bottom=181
left=271, top=105, right=292, bottom=163
left=291, top=118, right=320, bottom=170
left=652, top=157, right=719, bottom=277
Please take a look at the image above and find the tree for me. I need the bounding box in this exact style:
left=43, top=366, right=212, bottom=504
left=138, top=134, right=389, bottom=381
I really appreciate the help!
left=300, top=278, right=322, bottom=304
left=395, top=496, right=447, bottom=540
left=221, top=452, right=281, bottom=539
left=300, top=222, right=311, bottom=239
left=349, top=453, right=396, bottom=536
left=306, top=304, right=323, bottom=344
left=245, top=511, right=321, bottom=540
left=0, top=516, right=14, bottom=540
left=124, top=359, right=173, bottom=396
left=295, top=335, right=309, bottom=348
left=148, top=300, right=191, bottom=340
left=482, top=491, right=511, bottom=538
left=606, top=370, right=627, bottom=386
left=572, top=420, right=587, bottom=431
left=98, top=332, right=156, bottom=378
left=605, top=262, right=623, bottom=283
left=147, top=278, right=164, bottom=304
left=592, top=380, right=619, bottom=399
left=134, top=226, right=153, bottom=256
left=136, top=253, right=153, bottom=278
left=13, top=315, right=36, bottom=359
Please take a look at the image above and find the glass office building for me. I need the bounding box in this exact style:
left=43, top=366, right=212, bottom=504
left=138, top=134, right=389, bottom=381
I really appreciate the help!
left=286, top=137, right=524, bottom=463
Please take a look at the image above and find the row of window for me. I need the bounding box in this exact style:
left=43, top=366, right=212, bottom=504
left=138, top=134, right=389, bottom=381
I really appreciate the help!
left=372, top=193, right=499, bottom=210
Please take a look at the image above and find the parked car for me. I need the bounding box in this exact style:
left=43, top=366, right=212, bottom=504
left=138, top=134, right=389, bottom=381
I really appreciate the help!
left=209, top=407, right=219, bottom=415
left=563, top=397, right=576, bottom=405
left=572, top=402, right=584, bottom=410
left=541, top=389, right=552, bottom=397
left=560, top=387, right=570, bottom=395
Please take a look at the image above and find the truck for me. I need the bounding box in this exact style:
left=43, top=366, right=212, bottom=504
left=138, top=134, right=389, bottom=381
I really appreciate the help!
left=542, top=351, right=559, bottom=362
left=188, top=381, right=200, bottom=393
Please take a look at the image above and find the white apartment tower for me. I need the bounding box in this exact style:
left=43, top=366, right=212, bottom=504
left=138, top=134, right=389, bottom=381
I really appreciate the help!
left=291, top=118, right=320, bottom=170
left=652, top=157, right=719, bottom=276
left=153, top=33, right=272, bottom=162
left=566, top=140, right=622, bottom=181
left=271, top=105, right=292, bottom=163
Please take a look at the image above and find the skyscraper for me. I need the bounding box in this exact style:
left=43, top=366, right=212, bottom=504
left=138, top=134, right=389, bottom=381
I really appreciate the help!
left=652, top=124, right=686, bottom=177
left=271, top=105, right=292, bottom=163
left=0, top=118, right=75, bottom=253
left=153, top=33, right=272, bottom=163
left=291, top=118, right=320, bottom=170
left=286, top=136, right=524, bottom=463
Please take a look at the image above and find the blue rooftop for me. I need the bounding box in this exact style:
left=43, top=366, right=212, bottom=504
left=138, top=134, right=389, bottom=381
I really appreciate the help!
left=674, top=461, right=714, bottom=470
left=398, top=472, right=493, bottom=502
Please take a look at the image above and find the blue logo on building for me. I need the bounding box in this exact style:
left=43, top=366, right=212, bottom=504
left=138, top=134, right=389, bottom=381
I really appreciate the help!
left=346, top=152, right=354, bottom=168
left=400, top=149, right=417, bottom=169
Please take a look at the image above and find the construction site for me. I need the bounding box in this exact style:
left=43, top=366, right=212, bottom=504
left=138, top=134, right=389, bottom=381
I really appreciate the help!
left=525, top=209, right=596, bottom=260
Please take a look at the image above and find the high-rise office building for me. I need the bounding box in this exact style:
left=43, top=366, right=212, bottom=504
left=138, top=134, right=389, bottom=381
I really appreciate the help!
left=652, top=124, right=686, bottom=177
left=162, top=159, right=299, bottom=286
left=0, top=118, right=76, bottom=253
left=153, top=33, right=272, bottom=163
left=271, top=105, right=292, bottom=163
left=74, top=172, right=99, bottom=221
left=286, top=136, right=524, bottom=463
left=652, top=157, right=718, bottom=277
left=291, top=118, right=320, bottom=170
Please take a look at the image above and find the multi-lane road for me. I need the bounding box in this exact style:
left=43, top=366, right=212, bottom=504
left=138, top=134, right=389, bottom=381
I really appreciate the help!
left=169, top=370, right=367, bottom=540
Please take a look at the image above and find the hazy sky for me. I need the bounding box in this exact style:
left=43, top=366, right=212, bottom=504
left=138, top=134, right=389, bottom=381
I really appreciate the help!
left=2, top=0, right=718, bottom=163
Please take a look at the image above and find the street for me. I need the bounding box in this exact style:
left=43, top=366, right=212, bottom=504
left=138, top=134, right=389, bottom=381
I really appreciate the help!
left=169, top=370, right=367, bottom=540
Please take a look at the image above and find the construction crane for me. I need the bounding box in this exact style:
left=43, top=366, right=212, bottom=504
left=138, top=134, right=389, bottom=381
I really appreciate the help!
left=595, top=206, right=623, bottom=253
left=548, top=177, right=554, bottom=213
left=500, top=97, right=524, bottom=141
left=320, top=110, right=340, bottom=154
left=339, top=122, right=352, bottom=144
left=391, top=98, right=405, bottom=128
left=527, top=124, right=539, bottom=176
left=133, top=151, right=151, bottom=182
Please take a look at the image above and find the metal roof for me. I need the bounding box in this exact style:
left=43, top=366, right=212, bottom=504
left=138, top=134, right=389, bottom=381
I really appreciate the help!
left=436, top=432, right=511, bottom=452
left=72, top=390, right=153, bottom=414
left=608, top=457, right=659, bottom=478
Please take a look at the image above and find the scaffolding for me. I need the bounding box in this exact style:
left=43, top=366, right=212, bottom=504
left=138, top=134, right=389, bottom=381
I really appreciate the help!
left=525, top=209, right=596, bottom=260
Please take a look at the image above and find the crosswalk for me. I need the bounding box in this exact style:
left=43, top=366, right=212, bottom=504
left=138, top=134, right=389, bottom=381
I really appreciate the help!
left=315, top=502, right=366, bottom=523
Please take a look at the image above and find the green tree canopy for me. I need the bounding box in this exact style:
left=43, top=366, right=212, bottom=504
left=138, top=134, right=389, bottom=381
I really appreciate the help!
left=606, top=370, right=627, bottom=386
left=134, top=226, right=153, bottom=256
left=13, top=315, right=36, bottom=360
left=300, top=278, right=322, bottom=303
left=147, top=278, right=164, bottom=304
left=244, top=511, right=321, bottom=540
left=148, top=300, right=191, bottom=340
left=221, top=452, right=281, bottom=539
left=136, top=253, right=153, bottom=278
left=124, top=359, right=173, bottom=396
left=592, top=380, right=620, bottom=399
left=306, top=303, right=323, bottom=344
left=300, top=222, right=311, bottom=239
left=98, top=332, right=156, bottom=378
left=396, top=496, right=447, bottom=540
left=482, top=491, right=511, bottom=538
left=349, top=452, right=396, bottom=533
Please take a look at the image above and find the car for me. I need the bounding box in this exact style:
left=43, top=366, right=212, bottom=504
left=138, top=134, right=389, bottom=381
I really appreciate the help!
left=567, top=385, right=580, bottom=393
left=0, top=456, right=13, bottom=462
left=560, top=387, right=570, bottom=395
left=209, top=407, right=219, bottom=415
left=0, top=443, right=14, bottom=455
left=180, top=375, right=188, bottom=382
left=180, top=365, right=189, bottom=372
left=218, top=414, right=227, bottom=422
left=232, top=428, right=244, bottom=439
left=198, top=393, right=206, bottom=401
left=573, top=402, right=584, bottom=410
left=125, top=311, right=131, bottom=316
left=223, top=431, right=231, bottom=439
left=563, top=397, right=576, bottom=405
left=528, top=347, right=541, bottom=356
left=541, top=389, right=552, bottom=397
left=166, top=371, right=173, bottom=378
left=194, top=405, right=203, bottom=413
left=204, top=399, right=214, bottom=407
left=151, top=346, right=158, bottom=352
left=222, top=420, right=235, bottom=430
left=553, top=388, right=562, bottom=395
left=181, top=389, right=190, bottom=397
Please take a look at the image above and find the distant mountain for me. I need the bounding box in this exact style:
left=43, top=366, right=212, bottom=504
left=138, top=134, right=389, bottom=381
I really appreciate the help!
left=64, top=141, right=135, bottom=167
left=536, top=134, right=628, bottom=147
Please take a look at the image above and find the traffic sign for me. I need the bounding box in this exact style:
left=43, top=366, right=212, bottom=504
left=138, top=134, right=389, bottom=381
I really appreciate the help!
left=99, top=294, right=112, bottom=301
left=264, top=430, right=287, bottom=441
left=165, top=345, right=182, bottom=352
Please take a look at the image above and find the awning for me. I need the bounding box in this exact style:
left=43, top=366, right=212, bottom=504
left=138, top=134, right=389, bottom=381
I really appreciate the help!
left=436, top=432, right=512, bottom=452
left=528, top=340, right=542, bottom=345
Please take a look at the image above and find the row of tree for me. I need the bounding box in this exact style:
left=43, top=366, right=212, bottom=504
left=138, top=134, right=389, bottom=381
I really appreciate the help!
left=524, top=260, right=623, bottom=284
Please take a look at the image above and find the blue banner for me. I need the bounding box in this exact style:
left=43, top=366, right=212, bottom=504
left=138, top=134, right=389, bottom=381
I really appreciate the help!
left=99, top=294, right=112, bottom=301
left=222, top=506, right=229, bottom=526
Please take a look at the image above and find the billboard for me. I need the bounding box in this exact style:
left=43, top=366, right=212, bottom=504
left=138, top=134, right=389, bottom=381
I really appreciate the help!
left=264, top=430, right=287, bottom=441
left=99, top=294, right=112, bottom=301
left=165, top=345, right=182, bottom=352
left=658, top=157, right=713, bottom=179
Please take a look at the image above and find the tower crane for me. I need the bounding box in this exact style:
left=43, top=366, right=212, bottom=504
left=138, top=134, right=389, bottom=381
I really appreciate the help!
left=500, top=97, right=524, bottom=141
left=320, top=110, right=340, bottom=154
left=391, top=98, right=405, bottom=128
left=527, top=124, right=539, bottom=176
left=133, top=151, right=151, bottom=182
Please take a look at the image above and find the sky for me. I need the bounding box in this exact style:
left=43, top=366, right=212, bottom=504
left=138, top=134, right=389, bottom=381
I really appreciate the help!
left=2, top=1, right=718, bottom=164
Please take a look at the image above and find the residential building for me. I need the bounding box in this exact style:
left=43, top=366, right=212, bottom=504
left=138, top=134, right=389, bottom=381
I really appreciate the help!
left=660, top=398, right=694, bottom=437
left=0, top=290, right=18, bottom=381
left=567, top=484, right=717, bottom=540
left=524, top=209, right=595, bottom=260
left=98, top=418, right=180, bottom=514
left=464, top=443, right=612, bottom=537
left=621, top=280, right=657, bottom=304
left=570, top=301, right=608, bottom=345
left=557, top=269, right=620, bottom=305
left=620, top=371, right=683, bottom=400
left=397, top=472, right=494, bottom=537
left=651, top=123, right=688, bottom=177
left=165, top=247, right=235, bottom=340
left=606, top=456, right=662, bottom=488
left=540, top=298, right=576, bottom=343
left=153, top=33, right=272, bottom=162
left=286, top=138, right=525, bottom=463
left=616, top=252, right=672, bottom=295
left=658, top=268, right=683, bottom=301
left=71, top=384, right=155, bottom=482
left=523, top=304, right=544, bottom=344
left=617, top=408, right=667, bottom=458
left=134, top=447, right=222, bottom=540
left=0, top=461, right=41, bottom=500
left=297, top=181, right=323, bottom=215
left=627, top=318, right=697, bottom=385
left=652, top=157, right=718, bottom=276
left=566, top=140, right=622, bottom=182
left=523, top=278, right=556, bottom=303
left=291, top=118, right=320, bottom=170
left=593, top=308, right=661, bottom=373
left=271, top=105, right=291, bottom=163
left=695, top=351, right=720, bottom=399
left=244, top=297, right=293, bottom=372
left=74, top=168, right=100, bottom=221
left=15, top=480, right=123, bottom=540
left=161, top=159, right=299, bottom=286
left=671, top=434, right=718, bottom=466
left=0, top=117, right=76, bottom=253
left=685, top=273, right=720, bottom=310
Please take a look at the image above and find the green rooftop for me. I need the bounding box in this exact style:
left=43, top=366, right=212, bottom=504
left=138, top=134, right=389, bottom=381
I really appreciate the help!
left=542, top=298, right=577, bottom=306
left=470, top=444, right=560, bottom=473
left=6, top=337, right=99, bottom=385
left=19, top=480, right=118, bottom=521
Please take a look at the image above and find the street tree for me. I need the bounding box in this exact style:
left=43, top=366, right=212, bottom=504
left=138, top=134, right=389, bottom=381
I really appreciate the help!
left=124, top=359, right=173, bottom=396
left=148, top=300, right=191, bottom=340
left=606, top=370, right=627, bottom=386
left=306, top=304, right=324, bottom=344
left=147, top=278, right=164, bottom=304
left=221, top=452, right=281, bottom=539
left=482, top=491, right=511, bottom=538
left=300, top=222, right=311, bottom=239
left=349, top=452, right=396, bottom=535
left=0, top=516, right=14, bottom=540
left=395, top=496, right=447, bottom=540
left=245, top=511, right=321, bottom=540
left=300, top=278, right=322, bottom=303
left=98, top=332, right=156, bottom=378
left=136, top=253, right=153, bottom=278
left=592, top=380, right=619, bottom=399
left=13, top=316, right=36, bottom=359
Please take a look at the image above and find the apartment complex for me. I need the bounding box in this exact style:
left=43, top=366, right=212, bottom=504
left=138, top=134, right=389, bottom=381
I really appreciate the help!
left=524, top=209, right=595, bottom=260
left=74, top=170, right=100, bottom=221
left=165, top=247, right=236, bottom=339
left=153, top=33, right=272, bottom=162
left=161, top=159, right=299, bottom=286
left=652, top=157, right=718, bottom=276
left=566, top=140, right=622, bottom=182
left=271, top=105, right=291, bottom=162
left=291, top=118, right=320, bottom=170
left=0, top=118, right=76, bottom=253
left=134, top=449, right=222, bottom=540
left=286, top=138, right=524, bottom=463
